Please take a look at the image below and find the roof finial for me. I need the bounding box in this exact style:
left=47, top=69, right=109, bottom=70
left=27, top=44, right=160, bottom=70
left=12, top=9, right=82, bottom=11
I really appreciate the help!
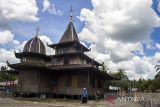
left=69, top=5, right=73, bottom=22
left=35, top=26, right=40, bottom=36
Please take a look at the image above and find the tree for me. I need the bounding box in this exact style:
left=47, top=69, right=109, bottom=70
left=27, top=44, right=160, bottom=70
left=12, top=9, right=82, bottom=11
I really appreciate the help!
left=149, top=60, right=160, bottom=92
left=109, top=68, right=130, bottom=93
left=0, top=65, right=17, bottom=82
left=115, top=68, right=128, bottom=80
left=100, top=62, right=109, bottom=73
left=150, top=78, right=160, bottom=92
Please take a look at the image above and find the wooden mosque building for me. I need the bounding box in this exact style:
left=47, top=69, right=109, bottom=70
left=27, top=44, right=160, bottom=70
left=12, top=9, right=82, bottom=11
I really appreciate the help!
left=7, top=12, right=115, bottom=98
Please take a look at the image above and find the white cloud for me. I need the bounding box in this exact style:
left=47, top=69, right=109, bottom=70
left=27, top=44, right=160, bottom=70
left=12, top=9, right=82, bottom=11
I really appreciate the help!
left=42, top=0, right=63, bottom=16
left=15, top=41, right=27, bottom=53
left=79, top=0, right=157, bottom=43
left=117, top=56, right=156, bottom=80
left=0, top=48, right=18, bottom=66
left=0, top=30, right=14, bottom=45
left=13, top=40, right=20, bottom=46
left=156, top=43, right=160, bottom=49
left=154, top=52, right=160, bottom=60
left=0, top=62, right=6, bottom=68
left=0, top=0, right=39, bottom=22
left=78, top=0, right=159, bottom=79
left=87, top=48, right=157, bottom=80
left=39, top=35, right=55, bottom=55
left=157, top=0, right=160, bottom=12
left=43, top=0, right=50, bottom=12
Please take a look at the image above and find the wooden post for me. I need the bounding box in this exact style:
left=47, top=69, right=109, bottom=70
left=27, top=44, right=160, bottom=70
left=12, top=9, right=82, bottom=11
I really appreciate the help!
left=65, top=71, right=67, bottom=99
left=19, top=71, right=24, bottom=97
left=12, top=70, right=14, bottom=94
left=37, top=70, right=40, bottom=98
left=87, top=71, right=89, bottom=89
left=87, top=70, right=90, bottom=100
left=5, top=75, right=7, bottom=96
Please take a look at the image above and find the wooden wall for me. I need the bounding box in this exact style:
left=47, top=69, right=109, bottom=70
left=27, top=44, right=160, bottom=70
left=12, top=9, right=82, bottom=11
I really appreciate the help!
left=50, top=71, right=105, bottom=95
left=39, top=71, right=51, bottom=92
left=55, top=46, right=79, bottom=55
left=17, top=70, right=52, bottom=93
left=17, top=70, right=39, bottom=92
left=16, top=69, right=105, bottom=95
left=53, top=56, right=82, bottom=65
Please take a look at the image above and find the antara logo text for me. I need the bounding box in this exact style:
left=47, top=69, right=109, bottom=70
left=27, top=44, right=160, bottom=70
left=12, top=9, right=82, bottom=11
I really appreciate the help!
left=105, top=96, right=145, bottom=104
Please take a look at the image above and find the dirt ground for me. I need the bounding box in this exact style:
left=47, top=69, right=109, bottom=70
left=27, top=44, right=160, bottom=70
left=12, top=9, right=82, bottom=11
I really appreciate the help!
left=0, top=97, right=143, bottom=107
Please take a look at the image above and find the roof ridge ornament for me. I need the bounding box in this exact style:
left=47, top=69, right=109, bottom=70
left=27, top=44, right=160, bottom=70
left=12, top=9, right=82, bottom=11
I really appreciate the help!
left=69, top=5, right=73, bottom=22
left=35, top=26, right=40, bottom=36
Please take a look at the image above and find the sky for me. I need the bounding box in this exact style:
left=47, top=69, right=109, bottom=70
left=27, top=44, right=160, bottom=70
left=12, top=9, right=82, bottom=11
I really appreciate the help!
left=0, top=0, right=160, bottom=80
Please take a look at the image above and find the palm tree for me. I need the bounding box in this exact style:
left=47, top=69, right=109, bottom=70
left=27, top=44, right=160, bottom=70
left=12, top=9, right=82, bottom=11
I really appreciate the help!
left=155, top=61, right=160, bottom=79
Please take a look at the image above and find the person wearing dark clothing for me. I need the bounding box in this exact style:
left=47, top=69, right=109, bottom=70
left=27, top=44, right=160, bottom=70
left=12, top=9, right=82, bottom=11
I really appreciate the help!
left=95, top=91, right=100, bottom=101
left=95, top=93, right=98, bottom=101
left=81, top=88, right=88, bottom=103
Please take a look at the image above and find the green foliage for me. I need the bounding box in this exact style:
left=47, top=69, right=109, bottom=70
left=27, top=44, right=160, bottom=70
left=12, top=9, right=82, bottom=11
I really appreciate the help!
left=137, top=79, right=146, bottom=91
left=149, top=61, right=160, bottom=91
left=107, top=69, right=130, bottom=92
left=104, top=67, right=160, bottom=92
left=0, top=71, right=17, bottom=82
left=0, top=66, right=17, bottom=82
left=113, top=69, right=128, bottom=80
left=102, top=59, right=160, bottom=93
left=150, top=78, right=160, bottom=92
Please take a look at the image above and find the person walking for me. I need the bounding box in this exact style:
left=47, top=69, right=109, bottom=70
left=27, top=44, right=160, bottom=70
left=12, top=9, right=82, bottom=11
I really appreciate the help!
left=81, top=88, right=88, bottom=103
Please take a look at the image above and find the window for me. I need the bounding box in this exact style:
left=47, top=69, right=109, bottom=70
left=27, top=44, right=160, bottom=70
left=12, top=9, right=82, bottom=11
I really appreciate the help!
left=56, top=49, right=59, bottom=54
left=57, top=48, right=68, bottom=54
left=98, top=80, right=102, bottom=88
left=91, top=78, right=95, bottom=88
left=51, top=79, right=58, bottom=87
left=82, top=59, right=87, bottom=65
left=62, top=48, right=67, bottom=53
left=64, top=57, right=69, bottom=65
left=52, top=58, right=57, bottom=65
left=21, top=57, right=26, bottom=62
left=67, top=76, right=71, bottom=87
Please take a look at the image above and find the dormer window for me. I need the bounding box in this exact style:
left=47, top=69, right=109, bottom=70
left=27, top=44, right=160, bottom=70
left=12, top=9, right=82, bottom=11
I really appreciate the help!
left=62, top=48, right=67, bottom=53
left=56, top=48, right=68, bottom=54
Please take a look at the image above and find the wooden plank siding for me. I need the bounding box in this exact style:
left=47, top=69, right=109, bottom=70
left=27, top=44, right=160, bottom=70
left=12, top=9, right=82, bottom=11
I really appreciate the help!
left=71, top=74, right=77, bottom=89
left=16, top=69, right=106, bottom=96
left=50, top=71, right=105, bottom=95
left=52, top=87, right=104, bottom=95
left=58, top=75, right=65, bottom=88
left=16, top=70, right=39, bottom=93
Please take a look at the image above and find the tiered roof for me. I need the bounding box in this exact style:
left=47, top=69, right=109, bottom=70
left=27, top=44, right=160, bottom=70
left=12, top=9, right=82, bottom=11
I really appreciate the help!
left=48, top=21, right=90, bottom=52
